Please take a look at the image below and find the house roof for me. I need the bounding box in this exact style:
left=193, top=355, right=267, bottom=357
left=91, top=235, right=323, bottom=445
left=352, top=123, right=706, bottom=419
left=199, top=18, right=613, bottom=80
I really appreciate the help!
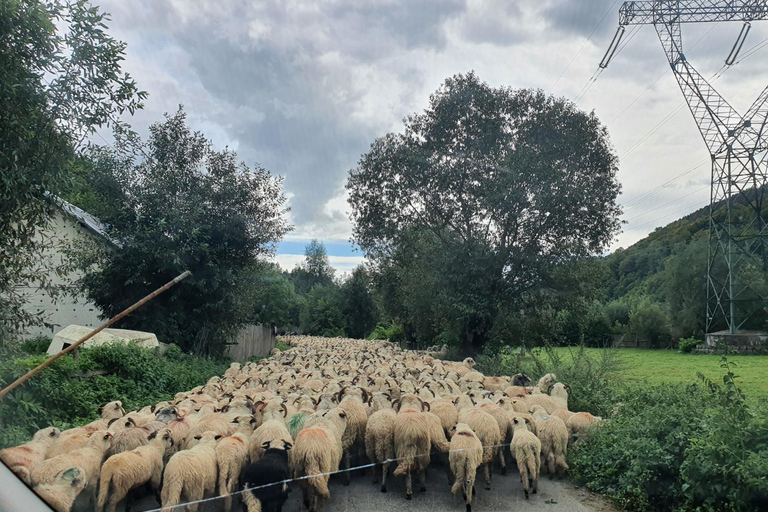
left=54, top=197, right=121, bottom=247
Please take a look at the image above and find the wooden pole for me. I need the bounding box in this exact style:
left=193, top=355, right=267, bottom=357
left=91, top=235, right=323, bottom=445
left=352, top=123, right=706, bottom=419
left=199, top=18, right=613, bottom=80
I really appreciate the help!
left=0, top=270, right=191, bottom=401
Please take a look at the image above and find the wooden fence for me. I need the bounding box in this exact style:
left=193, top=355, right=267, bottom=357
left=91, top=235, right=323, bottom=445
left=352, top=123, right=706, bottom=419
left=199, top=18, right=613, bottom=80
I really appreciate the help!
left=228, top=324, right=275, bottom=360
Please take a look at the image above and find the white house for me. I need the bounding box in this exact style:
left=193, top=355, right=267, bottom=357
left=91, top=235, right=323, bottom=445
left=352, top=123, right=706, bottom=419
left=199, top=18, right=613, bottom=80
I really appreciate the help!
left=20, top=200, right=110, bottom=339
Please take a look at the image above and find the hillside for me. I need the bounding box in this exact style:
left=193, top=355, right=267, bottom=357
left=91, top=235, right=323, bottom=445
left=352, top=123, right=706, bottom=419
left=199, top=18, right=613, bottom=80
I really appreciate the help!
left=605, top=202, right=710, bottom=302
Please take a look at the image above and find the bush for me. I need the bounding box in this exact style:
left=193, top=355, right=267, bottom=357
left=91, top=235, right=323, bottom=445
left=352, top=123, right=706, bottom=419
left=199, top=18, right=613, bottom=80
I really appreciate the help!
left=477, top=344, right=625, bottom=417
left=0, top=343, right=229, bottom=449
left=570, top=358, right=768, bottom=512
left=367, top=322, right=405, bottom=343
left=678, top=337, right=700, bottom=353
left=19, top=336, right=52, bottom=355
left=629, top=300, right=672, bottom=347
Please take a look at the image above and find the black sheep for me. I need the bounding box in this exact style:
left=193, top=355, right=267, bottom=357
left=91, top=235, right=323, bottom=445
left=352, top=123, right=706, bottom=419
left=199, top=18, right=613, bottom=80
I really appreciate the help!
left=241, top=439, right=292, bottom=512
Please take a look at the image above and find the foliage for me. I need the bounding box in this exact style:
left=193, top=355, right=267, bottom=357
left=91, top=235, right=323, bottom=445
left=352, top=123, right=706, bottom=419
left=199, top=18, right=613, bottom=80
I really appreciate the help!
left=348, top=72, right=621, bottom=353
left=239, top=263, right=299, bottom=328
left=678, top=337, right=700, bottom=353
left=628, top=300, right=672, bottom=347
left=19, top=335, right=52, bottom=355
left=289, top=239, right=335, bottom=295
left=570, top=358, right=768, bottom=512
left=476, top=344, right=625, bottom=417
left=367, top=322, right=406, bottom=343
left=0, top=343, right=229, bottom=449
left=299, top=285, right=346, bottom=337
left=74, top=108, right=292, bottom=355
left=0, top=0, right=145, bottom=341
left=338, top=266, right=378, bottom=339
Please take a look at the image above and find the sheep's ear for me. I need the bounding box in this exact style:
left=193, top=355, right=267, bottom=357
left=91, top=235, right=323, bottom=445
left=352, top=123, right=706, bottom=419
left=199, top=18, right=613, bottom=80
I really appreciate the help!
left=391, top=399, right=400, bottom=411
left=281, top=403, right=288, bottom=418
left=215, top=435, right=222, bottom=440
left=98, top=404, right=105, bottom=415
left=283, top=441, right=292, bottom=451
left=250, top=418, right=257, bottom=425
left=194, top=436, right=202, bottom=440
left=338, top=410, right=347, bottom=418
left=262, top=441, right=271, bottom=449
left=361, top=388, right=370, bottom=404
left=148, top=431, right=158, bottom=440
left=420, top=400, right=430, bottom=412
left=48, top=429, right=57, bottom=437
left=251, top=401, right=266, bottom=414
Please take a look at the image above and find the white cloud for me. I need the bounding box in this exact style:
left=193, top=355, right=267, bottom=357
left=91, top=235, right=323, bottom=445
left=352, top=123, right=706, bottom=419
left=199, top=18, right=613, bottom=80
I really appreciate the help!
left=271, top=253, right=365, bottom=275
left=94, top=0, right=768, bottom=254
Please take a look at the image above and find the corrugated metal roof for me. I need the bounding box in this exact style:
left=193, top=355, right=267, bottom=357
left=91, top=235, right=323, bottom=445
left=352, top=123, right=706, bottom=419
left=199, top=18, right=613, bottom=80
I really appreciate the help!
left=54, top=196, right=122, bottom=247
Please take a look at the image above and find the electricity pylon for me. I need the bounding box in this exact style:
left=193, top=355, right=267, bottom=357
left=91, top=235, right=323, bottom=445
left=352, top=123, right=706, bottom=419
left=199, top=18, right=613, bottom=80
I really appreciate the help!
left=602, top=1, right=768, bottom=334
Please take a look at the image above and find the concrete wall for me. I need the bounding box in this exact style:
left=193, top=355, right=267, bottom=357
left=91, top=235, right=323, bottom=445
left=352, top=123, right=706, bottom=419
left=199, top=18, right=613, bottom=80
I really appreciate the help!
left=228, top=324, right=275, bottom=360
left=703, top=330, right=768, bottom=353
left=20, top=211, right=104, bottom=338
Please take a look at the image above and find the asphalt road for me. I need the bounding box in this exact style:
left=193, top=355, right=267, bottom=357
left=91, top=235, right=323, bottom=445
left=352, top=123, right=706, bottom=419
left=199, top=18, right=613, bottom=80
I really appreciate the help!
left=115, top=462, right=615, bottom=512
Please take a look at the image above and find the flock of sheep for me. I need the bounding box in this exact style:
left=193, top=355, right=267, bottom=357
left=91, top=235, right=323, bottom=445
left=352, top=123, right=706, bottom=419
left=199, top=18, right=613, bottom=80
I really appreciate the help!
left=0, top=336, right=602, bottom=512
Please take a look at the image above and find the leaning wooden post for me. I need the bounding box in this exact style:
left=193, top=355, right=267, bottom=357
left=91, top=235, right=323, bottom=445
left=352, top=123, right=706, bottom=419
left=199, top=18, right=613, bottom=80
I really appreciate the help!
left=0, top=270, right=191, bottom=401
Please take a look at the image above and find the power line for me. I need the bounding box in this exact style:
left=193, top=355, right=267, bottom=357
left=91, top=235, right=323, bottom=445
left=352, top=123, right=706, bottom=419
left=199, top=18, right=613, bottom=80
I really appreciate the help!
left=606, top=23, right=719, bottom=128
left=548, top=0, right=620, bottom=94
left=622, top=157, right=709, bottom=209
left=624, top=185, right=709, bottom=221
left=628, top=201, right=706, bottom=230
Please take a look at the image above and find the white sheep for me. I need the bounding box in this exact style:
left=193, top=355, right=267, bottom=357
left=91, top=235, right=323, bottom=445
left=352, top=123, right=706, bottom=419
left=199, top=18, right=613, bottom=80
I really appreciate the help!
left=161, top=431, right=221, bottom=512
left=291, top=407, right=347, bottom=512
left=509, top=415, right=541, bottom=499
left=217, top=416, right=258, bottom=512
left=566, top=411, right=602, bottom=445
left=365, top=408, right=397, bottom=493
left=393, top=394, right=433, bottom=500
left=30, top=430, right=113, bottom=500
left=32, top=466, right=86, bottom=512
left=448, top=423, right=483, bottom=512
left=0, top=426, right=60, bottom=483
left=96, top=428, right=174, bottom=512
left=532, top=407, right=569, bottom=478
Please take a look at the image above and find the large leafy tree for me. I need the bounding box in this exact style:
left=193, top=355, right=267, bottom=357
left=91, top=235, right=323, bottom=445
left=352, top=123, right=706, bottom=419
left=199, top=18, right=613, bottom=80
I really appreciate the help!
left=78, top=108, right=291, bottom=355
left=0, top=0, right=145, bottom=341
left=348, top=72, right=621, bottom=352
left=289, top=239, right=335, bottom=294
left=339, top=266, right=378, bottom=339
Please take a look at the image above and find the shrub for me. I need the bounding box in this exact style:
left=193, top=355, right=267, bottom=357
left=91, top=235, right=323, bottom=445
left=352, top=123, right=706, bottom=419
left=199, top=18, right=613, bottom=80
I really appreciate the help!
left=629, top=300, right=672, bottom=347
left=570, top=358, right=768, bottom=512
left=0, top=343, right=229, bottom=449
left=19, top=336, right=52, bottom=355
left=367, top=322, right=405, bottom=343
left=678, top=337, right=699, bottom=353
left=477, top=344, right=625, bottom=417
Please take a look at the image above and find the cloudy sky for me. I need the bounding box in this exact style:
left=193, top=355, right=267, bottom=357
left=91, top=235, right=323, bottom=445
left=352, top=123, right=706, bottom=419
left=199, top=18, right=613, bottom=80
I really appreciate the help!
left=94, top=0, right=768, bottom=274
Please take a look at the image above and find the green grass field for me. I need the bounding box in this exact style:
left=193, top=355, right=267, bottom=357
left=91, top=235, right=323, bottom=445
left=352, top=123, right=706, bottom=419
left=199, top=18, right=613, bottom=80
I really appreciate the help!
left=546, top=347, right=768, bottom=394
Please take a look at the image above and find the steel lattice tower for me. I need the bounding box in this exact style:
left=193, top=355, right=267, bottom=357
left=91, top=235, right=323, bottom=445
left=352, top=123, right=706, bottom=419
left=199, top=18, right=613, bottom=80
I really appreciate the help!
left=602, top=0, right=768, bottom=334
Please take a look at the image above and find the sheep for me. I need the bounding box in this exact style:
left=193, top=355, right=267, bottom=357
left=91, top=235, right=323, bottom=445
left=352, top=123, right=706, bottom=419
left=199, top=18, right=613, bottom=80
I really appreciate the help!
left=566, top=412, right=602, bottom=445
left=249, top=416, right=294, bottom=463
left=30, top=430, right=113, bottom=501
left=448, top=423, right=483, bottom=512
left=509, top=416, right=541, bottom=499
left=458, top=408, right=501, bottom=490
left=217, top=416, right=258, bottom=512
left=392, top=394, right=433, bottom=500
left=32, top=467, right=86, bottom=512
left=96, top=428, right=174, bottom=512
left=551, top=408, right=575, bottom=425
left=291, top=408, right=347, bottom=512
left=337, top=387, right=369, bottom=485
left=536, top=373, right=557, bottom=391
left=476, top=401, right=509, bottom=474
left=182, top=413, right=234, bottom=449
left=160, top=431, right=221, bottom=512
left=532, top=408, right=569, bottom=478
left=365, top=408, right=397, bottom=493
left=429, top=398, right=459, bottom=436
left=511, top=373, right=532, bottom=387
left=0, top=426, right=60, bottom=483
left=523, top=393, right=566, bottom=414
left=241, top=439, right=292, bottom=512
